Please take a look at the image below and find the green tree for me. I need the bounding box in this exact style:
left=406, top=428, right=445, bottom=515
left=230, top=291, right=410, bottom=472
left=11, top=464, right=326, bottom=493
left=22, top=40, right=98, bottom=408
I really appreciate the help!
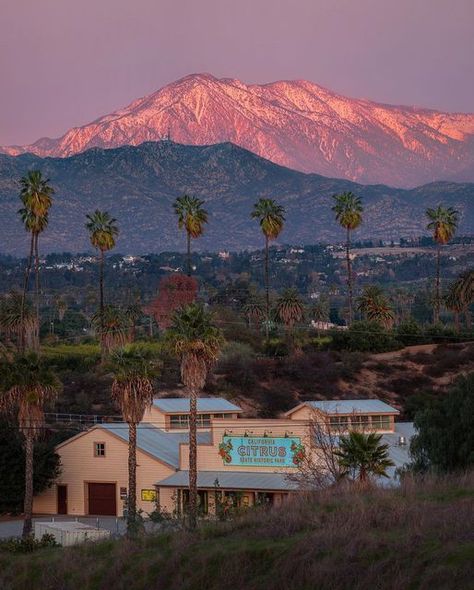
left=426, top=205, right=458, bottom=324
left=251, top=199, right=285, bottom=340
left=173, top=195, right=208, bottom=277
left=85, top=210, right=119, bottom=354
left=91, top=305, right=129, bottom=356
left=332, top=192, right=363, bottom=325
left=275, top=288, right=305, bottom=351
left=411, top=374, right=474, bottom=473
left=110, top=346, right=157, bottom=533
left=357, top=285, right=394, bottom=328
left=0, top=354, right=61, bottom=537
left=18, top=171, right=55, bottom=351
left=335, top=431, right=394, bottom=485
left=167, top=303, right=223, bottom=529
left=0, top=292, right=38, bottom=351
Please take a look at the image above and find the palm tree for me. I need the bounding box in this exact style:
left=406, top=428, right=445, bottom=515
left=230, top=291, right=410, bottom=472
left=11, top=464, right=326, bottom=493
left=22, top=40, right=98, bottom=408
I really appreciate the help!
left=91, top=305, right=129, bottom=355
left=426, top=205, right=459, bottom=324
left=110, top=346, right=157, bottom=532
left=357, top=285, right=394, bottom=328
left=251, top=199, right=285, bottom=339
left=243, top=298, right=266, bottom=328
left=0, top=353, right=60, bottom=537
left=173, top=195, right=208, bottom=276
left=124, top=303, right=143, bottom=342
left=0, top=292, right=38, bottom=351
left=85, top=210, right=119, bottom=353
left=275, top=289, right=305, bottom=353
left=446, top=270, right=474, bottom=331
left=18, top=171, right=54, bottom=351
left=167, top=303, right=223, bottom=529
left=311, top=297, right=330, bottom=341
left=334, top=431, right=394, bottom=486
left=332, top=192, right=363, bottom=325
left=445, top=281, right=464, bottom=332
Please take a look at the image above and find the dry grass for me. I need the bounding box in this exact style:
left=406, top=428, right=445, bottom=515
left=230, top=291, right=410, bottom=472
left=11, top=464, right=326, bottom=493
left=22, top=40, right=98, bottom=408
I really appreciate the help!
left=1, top=473, right=473, bottom=590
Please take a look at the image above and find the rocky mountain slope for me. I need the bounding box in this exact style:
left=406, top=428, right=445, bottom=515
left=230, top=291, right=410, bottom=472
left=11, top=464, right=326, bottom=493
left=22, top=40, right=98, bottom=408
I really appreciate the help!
left=2, top=74, right=474, bottom=187
left=1, top=141, right=474, bottom=255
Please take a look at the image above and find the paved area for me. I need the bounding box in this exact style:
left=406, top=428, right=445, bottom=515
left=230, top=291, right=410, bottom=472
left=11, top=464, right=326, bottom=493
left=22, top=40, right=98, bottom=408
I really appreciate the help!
left=0, top=516, right=128, bottom=539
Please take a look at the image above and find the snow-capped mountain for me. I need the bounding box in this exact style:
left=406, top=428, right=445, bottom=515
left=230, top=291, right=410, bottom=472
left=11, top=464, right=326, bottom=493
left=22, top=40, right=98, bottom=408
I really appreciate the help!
left=2, top=73, right=474, bottom=187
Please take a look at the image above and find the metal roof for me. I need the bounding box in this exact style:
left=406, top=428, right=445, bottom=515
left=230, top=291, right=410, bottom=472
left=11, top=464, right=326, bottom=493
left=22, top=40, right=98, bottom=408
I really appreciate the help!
left=156, top=470, right=299, bottom=491
left=99, top=423, right=211, bottom=468
left=152, top=397, right=242, bottom=413
left=296, top=399, right=399, bottom=415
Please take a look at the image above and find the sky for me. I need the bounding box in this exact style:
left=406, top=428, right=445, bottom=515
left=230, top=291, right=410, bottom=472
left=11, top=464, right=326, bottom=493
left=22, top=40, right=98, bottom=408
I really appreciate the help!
left=1, top=0, right=473, bottom=145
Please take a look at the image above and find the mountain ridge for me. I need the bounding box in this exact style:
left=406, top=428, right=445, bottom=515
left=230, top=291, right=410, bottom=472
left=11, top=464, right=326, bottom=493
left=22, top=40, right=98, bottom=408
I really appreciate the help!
left=2, top=73, right=474, bottom=187
left=1, top=140, right=474, bottom=255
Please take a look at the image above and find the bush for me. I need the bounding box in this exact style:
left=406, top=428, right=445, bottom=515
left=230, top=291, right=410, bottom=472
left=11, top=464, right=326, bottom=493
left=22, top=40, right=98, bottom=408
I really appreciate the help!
left=217, top=342, right=256, bottom=389
left=396, top=319, right=424, bottom=346
left=329, top=321, right=402, bottom=353
left=0, top=533, right=59, bottom=553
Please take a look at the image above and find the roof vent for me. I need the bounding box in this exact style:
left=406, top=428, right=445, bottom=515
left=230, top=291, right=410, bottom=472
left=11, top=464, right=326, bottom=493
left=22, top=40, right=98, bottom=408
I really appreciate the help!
left=398, top=435, right=407, bottom=446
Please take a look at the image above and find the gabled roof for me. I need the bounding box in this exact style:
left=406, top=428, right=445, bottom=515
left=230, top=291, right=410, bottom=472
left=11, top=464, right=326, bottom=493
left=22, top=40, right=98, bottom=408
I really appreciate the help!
left=152, top=397, right=242, bottom=414
left=99, top=423, right=212, bottom=468
left=156, top=470, right=299, bottom=491
left=286, top=399, right=399, bottom=416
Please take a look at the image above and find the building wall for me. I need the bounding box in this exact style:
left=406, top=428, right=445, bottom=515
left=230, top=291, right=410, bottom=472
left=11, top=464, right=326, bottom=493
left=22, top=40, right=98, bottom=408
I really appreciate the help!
left=142, top=406, right=167, bottom=428
left=287, top=406, right=396, bottom=433
left=33, top=428, right=176, bottom=516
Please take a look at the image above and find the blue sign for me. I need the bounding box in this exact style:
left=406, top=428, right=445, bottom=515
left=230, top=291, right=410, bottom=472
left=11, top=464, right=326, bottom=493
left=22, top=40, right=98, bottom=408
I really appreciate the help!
left=218, top=436, right=305, bottom=468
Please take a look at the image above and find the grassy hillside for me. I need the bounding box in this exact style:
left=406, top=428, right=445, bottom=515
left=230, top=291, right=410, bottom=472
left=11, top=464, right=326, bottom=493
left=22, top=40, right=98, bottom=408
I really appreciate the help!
left=1, top=474, right=473, bottom=590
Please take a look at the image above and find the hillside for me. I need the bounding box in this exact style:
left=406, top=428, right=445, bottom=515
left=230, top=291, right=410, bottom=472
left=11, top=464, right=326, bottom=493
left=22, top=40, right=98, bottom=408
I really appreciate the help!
left=1, top=141, right=474, bottom=255
left=1, top=474, right=472, bottom=590
left=2, top=73, right=474, bottom=187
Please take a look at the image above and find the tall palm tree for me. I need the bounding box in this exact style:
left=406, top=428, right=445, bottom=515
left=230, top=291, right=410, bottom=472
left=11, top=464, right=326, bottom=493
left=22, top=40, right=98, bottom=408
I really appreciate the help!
left=0, top=292, right=38, bottom=351
left=18, top=171, right=54, bottom=351
left=85, top=210, right=119, bottom=353
left=332, top=192, right=363, bottom=325
left=275, top=288, right=305, bottom=353
left=357, top=285, right=394, bottom=328
left=110, top=346, right=157, bottom=532
left=124, top=303, right=143, bottom=342
left=446, top=270, right=474, bottom=331
left=91, top=305, right=129, bottom=355
left=167, top=303, right=223, bottom=529
left=243, top=297, right=266, bottom=328
left=426, top=205, right=459, bottom=324
left=0, top=353, right=60, bottom=537
left=251, top=199, right=285, bottom=339
left=311, top=297, right=330, bottom=341
left=334, top=431, right=394, bottom=486
left=173, top=195, right=208, bottom=276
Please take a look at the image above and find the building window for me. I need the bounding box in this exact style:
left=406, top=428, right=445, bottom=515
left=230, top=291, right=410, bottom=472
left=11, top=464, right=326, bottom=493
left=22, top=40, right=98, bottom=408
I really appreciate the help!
left=94, top=442, right=106, bottom=457
left=350, top=415, right=370, bottom=431
left=169, top=413, right=215, bottom=429
left=371, top=415, right=391, bottom=430
left=329, top=416, right=349, bottom=431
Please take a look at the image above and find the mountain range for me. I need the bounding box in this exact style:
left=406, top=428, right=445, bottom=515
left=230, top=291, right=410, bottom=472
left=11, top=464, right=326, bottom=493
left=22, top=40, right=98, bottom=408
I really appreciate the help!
left=1, top=140, right=473, bottom=255
left=2, top=73, right=474, bottom=187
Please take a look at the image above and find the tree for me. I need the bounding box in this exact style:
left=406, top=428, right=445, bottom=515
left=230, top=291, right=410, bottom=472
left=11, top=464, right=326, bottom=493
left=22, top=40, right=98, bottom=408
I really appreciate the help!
left=357, top=285, right=394, bottom=328
left=0, top=419, right=60, bottom=514
left=167, top=303, right=223, bottom=529
left=251, top=199, right=285, bottom=340
left=173, top=195, right=208, bottom=277
left=275, top=288, right=305, bottom=352
left=18, top=171, right=55, bottom=351
left=334, top=431, right=394, bottom=486
left=452, top=269, right=474, bottom=331
left=243, top=297, right=266, bottom=328
left=85, top=210, right=119, bottom=354
left=0, top=292, right=38, bottom=351
left=410, top=374, right=474, bottom=473
left=0, top=354, right=61, bottom=536
left=91, top=305, right=129, bottom=355
left=332, top=192, right=363, bottom=325
left=145, top=274, right=198, bottom=330
left=426, top=205, right=459, bottom=324
left=110, top=346, right=157, bottom=532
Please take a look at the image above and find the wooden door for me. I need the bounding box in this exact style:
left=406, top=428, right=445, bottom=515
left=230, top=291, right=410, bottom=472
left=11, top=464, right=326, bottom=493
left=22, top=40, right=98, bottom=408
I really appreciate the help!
left=88, top=483, right=117, bottom=515
left=57, top=484, right=68, bottom=514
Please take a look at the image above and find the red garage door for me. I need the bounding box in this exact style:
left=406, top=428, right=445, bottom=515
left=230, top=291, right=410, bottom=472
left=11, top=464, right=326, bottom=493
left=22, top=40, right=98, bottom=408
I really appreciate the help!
left=88, top=483, right=117, bottom=515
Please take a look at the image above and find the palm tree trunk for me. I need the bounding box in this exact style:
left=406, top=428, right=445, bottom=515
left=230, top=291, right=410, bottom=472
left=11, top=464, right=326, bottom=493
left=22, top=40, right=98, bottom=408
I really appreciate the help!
left=454, top=311, right=460, bottom=333
left=187, top=231, right=191, bottom=277
left=99, top=249, right=105, bottom=355
left=33, top=233, right=40, bottom=351
left=22, top=431, right=34, bottom=538
left=464, top=306, right=471, bottom=331
left=264, top=234, right=270, bottom=342
left=20, top=232, right=35, bottom=352
left=188, top=387, right=198, bottom=529
left=127, top=422, right=137, bottom=533
left=434, top=245, right=441, bottom=324
left=346, top=227, right=353, bottom=325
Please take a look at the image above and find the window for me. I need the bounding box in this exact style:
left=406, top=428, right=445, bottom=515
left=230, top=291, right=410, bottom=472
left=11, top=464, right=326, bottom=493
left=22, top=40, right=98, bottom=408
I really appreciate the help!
left=371, top=415, right=391, bottom=430
left=94, top=442, right=106, bottom=457
left=169, top=413, right=214, bottom=429
left=350, top=415, right=370, bottom=431
left=329, top=416, right=349, bottom=431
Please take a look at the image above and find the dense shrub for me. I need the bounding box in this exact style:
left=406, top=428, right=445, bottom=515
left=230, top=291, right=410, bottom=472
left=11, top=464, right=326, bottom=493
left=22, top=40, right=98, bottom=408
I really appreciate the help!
left=0, top=534, right=59, bottom=553
left=329, top=321, right=402, bottom=353
left=217, top=342, right=256, bottom=389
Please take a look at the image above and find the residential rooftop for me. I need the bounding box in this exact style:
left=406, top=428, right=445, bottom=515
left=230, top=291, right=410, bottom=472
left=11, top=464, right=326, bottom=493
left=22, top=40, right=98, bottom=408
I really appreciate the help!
left=152, top=397, right=242, bottom=414
left=286, top=399, right=399, bottom=416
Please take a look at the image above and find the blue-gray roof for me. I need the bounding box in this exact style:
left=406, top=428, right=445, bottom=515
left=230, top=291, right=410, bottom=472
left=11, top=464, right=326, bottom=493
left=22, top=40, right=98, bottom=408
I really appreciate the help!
left=99, top=423, right=211, bottom=468
left=152, top=397, right=242, bottom=413
left=296, top=399, right=399, bottom=415
left=156, top=470, right=299, bottom=491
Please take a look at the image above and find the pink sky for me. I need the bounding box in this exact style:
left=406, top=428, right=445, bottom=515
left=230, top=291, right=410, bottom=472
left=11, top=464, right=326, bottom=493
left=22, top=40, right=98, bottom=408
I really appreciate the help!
left=1, top=0, right=473, bottom=145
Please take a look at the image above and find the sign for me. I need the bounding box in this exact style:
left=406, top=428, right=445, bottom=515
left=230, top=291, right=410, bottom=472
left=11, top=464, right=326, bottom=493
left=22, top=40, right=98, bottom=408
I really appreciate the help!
left=218, top=436, right=305, bottom=468
left=141, top=489, right=157, bottom=502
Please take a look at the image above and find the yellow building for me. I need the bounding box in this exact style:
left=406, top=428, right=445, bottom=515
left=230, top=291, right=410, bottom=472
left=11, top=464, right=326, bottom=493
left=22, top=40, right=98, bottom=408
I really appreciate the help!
left=33, top=397, right=413, bottom=517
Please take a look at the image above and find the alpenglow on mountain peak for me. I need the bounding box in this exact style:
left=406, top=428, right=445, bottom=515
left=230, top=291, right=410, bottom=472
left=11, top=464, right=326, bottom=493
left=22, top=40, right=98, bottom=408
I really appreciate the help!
left=2, top=73, right=474, bottom=187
